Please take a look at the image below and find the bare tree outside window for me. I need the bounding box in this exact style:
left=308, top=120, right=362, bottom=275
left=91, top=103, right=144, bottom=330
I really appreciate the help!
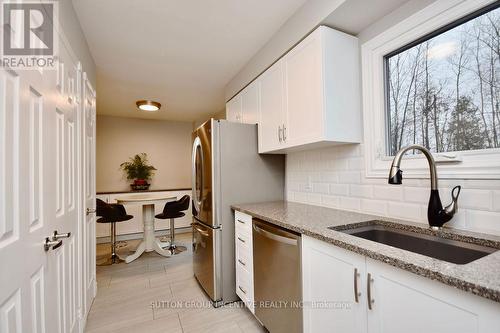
left=385, top=4, right=500, bottom=156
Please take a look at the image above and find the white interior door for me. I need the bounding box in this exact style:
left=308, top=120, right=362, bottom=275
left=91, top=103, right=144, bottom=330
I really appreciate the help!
left=0, top=55, right=81, bottom=333
left=82, top=73, right=96, bottom=318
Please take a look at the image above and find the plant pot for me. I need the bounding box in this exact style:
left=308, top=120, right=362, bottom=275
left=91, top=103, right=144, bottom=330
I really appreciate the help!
left=134, top=179, right=147, bottom=185
left=130, top=183, right=150, bottom=191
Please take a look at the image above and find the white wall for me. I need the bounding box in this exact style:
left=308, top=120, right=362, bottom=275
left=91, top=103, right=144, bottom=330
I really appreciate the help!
left=224, top=0, right=347, bottom=101
left=59, top=0, right=96, bottom=86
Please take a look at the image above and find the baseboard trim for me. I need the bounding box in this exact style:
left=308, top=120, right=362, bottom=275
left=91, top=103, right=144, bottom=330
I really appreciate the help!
left=96, top=226, right=192, bottom=244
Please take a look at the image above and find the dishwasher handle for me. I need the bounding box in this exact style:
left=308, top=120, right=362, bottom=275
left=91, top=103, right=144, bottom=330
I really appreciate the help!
left=253, top=223, right=298, bottom=246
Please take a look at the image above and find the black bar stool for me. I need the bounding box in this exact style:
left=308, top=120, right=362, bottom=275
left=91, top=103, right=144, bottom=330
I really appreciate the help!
left=156, top=195, right=190, bottom=254
left=96, top=199, right=133, bottom=265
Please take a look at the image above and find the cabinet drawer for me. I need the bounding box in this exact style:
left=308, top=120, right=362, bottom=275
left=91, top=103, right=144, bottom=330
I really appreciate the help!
left=235, top=230, right=251, bottom=249
left=236, top=268, right=254, bottom=313
left=235, top=211, right=252, bottom=233
left=236, top=240, right=252, bottom=274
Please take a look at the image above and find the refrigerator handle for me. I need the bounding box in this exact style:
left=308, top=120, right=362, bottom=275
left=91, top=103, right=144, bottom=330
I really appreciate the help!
left=192, top=136, right=203, bottom=213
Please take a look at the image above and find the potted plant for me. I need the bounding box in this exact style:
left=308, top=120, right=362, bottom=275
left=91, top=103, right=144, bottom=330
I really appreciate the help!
left=120, top=153, right=157, bottom=190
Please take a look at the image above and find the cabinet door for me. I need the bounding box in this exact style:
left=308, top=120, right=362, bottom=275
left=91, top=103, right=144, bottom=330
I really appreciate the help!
left=284, top=29, right=323, bottom=146
left=241, top=80, right=259, bottom=124
left=258, top=59, right=285, bottom=153
left=302, top=236, right=367, bottom=333
left=366, top=258, right=500, bottom=333
left=226, top=95, right=242, bottom=123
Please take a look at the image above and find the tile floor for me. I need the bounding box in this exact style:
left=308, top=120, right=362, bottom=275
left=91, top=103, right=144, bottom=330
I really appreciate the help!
left=85, top=232, right=266, bottom=333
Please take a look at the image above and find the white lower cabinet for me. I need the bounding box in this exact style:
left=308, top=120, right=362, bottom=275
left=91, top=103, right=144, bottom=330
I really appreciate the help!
left=235, top=211, right=255, bottom=313
left=302, top=235, right=367, bottom=332
left=302, top=235, right=500, bottom=333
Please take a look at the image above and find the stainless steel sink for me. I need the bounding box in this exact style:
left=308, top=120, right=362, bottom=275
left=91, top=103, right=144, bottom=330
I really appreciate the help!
left=330, top=221, right=498, bottom=265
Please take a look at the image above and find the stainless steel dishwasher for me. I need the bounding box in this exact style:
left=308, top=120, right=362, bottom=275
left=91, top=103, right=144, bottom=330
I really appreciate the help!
left=253, top=218, right=302, bottom=333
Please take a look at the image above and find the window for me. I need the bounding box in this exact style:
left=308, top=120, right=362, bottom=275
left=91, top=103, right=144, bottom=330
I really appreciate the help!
left=362, top=0, right=500, bottom=179
left=385, top=3, right=499, bottom=156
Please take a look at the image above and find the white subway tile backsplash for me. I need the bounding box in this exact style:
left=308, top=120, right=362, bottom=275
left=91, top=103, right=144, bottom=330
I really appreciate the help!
left=372, top=185, right=403, bottom=201
left=286, top=145, right=500, bottom=235
left=360, top=199, right=388, bottom=215
left=403, top=187, right=429, bottom=204
left=493, top=191, right=500, bottom=211
left=340, top=197, right=361, bottom=211
left=388, top=202, right=423, bottom=221
left=330, top=183, right=349, bottom=196
left=338, top=171, right=361, bottom=184
left=350, top=184, right=373, bottom=198
left=347, top=157, right=364, bottom=170
left=458, top=189, right=492, bottom=211
left=312, top=183, right=329, bottom=194
left=321, top=195, right=340, bottom=208
left=465, top=210, right=500, bottom=235
left=320, top=172, right=338, bottom=183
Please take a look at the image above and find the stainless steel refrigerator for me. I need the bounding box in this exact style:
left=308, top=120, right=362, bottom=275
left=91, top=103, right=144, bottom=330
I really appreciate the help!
left=191, top=119, right=284, bottom=306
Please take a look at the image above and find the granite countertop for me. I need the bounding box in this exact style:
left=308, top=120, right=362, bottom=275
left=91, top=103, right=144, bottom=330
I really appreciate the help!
left=97, top=188, right=191, bottom=195
left=231, top=201, right=500, bottom=303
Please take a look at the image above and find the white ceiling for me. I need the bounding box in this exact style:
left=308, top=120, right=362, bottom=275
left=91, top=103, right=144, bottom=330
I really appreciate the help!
left=73, top=0, right=308, bottom=122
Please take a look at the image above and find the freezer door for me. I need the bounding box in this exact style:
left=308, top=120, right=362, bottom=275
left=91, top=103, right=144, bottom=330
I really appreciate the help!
left=191, top=120, right=214, bottom=226
left=192, top=220, right=221, bottom=302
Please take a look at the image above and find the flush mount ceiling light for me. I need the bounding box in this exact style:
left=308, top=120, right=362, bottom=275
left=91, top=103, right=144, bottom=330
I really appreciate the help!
left=136, top=100, right=161, bottom=112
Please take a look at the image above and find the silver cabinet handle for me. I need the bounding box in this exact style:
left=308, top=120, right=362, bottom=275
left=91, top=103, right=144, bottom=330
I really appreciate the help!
left=367, top=273, right=374, bottom=310
left=52, top=230, right=71, bottom=240
left=237, top=236, right=246, bottom=243
left=283, top=124, right=287, bottom=141
left=238, top=259, right=246, bottom=266
left=354, top=268, right=360, bottom=303
left=278, top=126, right=282, bottom=143
left=44, top=237, right=62, bottom=251
left=86, top=208, right=96, bottom=215
left=238, top=285, right=247, bottom=295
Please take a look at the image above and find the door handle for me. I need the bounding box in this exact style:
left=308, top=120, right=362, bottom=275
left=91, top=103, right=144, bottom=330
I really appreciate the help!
left=238, top=259, right=246, bottom=266
left=86, top=208, right=96, bottom=215
left=282, top=124, right=287, bottom=142
left=367, top=273, right=374, bottom=310
left=44, top=237, right=62, bottom=251
left=238, top=285, right=247, bottom=295
left=52, top=230, right=71, bottom=240
left=237, top=236, right=246, bottom=243
left=192, top=223, right=210, bottom=237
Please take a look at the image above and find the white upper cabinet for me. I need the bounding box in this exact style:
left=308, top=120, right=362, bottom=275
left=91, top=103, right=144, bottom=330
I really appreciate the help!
left=259, top=60, right=286, bottom=153
left=284, top=28, right=323, bottom=148
left=227, top=25, right=362, bottom=154
left=241, top=80, right=259, bottom=124
left=226, top=80, right=259, bottom=124
left=226, top=94, right=242, bottom=122
left=260, top=26, right=361, bottom=153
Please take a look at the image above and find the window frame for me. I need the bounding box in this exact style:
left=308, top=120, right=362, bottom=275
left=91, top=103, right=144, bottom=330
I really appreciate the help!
left=362, top=0, right=500, bottom=180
